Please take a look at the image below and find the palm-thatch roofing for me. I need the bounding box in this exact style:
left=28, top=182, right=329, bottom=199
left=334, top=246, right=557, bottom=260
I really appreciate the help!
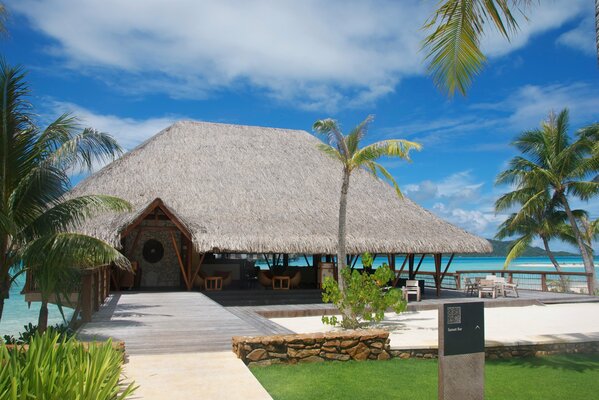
left=71, top=121, right=492, bottom=255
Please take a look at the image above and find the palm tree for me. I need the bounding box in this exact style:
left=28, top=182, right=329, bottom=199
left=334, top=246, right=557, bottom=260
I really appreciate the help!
left=0, top=60, right=130, bottom=326
left=312, top=115, right=421, bottom=290
left=496, top=109, right=599, bottom=294
left=495, top=191, right=588, bottom=290
left=423, top=1, right=599, bottom=96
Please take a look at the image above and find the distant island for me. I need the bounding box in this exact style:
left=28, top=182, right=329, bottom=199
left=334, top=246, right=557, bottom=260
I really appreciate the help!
left=458, top=239, right=577, bottom=257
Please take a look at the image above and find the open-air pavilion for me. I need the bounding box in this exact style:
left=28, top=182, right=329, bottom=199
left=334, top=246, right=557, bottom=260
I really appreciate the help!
left=63, top=121, right=490, bottom=297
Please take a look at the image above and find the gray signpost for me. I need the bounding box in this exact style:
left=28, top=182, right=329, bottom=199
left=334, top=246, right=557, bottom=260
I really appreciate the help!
left=438, top=302, right=485, bottom=400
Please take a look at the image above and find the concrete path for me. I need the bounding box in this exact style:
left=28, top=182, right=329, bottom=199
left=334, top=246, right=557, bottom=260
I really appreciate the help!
left=125, top=351, right=272, bottom=400
left=271, top=302, right=599, bottom=349
left=78, top=292, right=278, bottom=399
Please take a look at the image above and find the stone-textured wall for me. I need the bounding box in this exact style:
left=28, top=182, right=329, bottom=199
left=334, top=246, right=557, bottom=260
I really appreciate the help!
left=390, top=340, right=599, bottom=360
left=124, top=220, right=182, bottom=288
left=232, top=330, right=391, bottom=366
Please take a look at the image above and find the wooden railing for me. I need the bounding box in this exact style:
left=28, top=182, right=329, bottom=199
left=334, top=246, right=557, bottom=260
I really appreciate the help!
left=395, top=269, right=593, bottom=295
left=455, top=269, right=593, bottom=295
left=23, top=265, right=112, bottom=323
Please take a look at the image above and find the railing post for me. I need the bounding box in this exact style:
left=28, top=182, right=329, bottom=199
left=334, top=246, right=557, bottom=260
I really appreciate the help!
left=508, top=273, right=513, bottom=284
left=455, top=273, right=461, bottom=290
left=541, top=273, right=548, bottom=292
left=81, top=271, right=93, bottom=322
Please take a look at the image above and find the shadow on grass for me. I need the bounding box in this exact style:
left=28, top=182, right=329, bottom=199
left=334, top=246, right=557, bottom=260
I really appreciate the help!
left=488, top=354, right=599, bottom=373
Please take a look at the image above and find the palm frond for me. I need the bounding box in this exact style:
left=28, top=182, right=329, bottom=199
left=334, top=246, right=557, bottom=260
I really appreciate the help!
left=365, top=161, right=403, bottom=197
left=23, top=195, right=131, bottom=239
left=503, top=233, right=533, bottom=269
left=351, top=139, right=421, bottom=167
left=20, top=233, right=130, bottom=272
left=313, top=118, right=349, bottom=158
left=345, top=115, right=374, bottom=156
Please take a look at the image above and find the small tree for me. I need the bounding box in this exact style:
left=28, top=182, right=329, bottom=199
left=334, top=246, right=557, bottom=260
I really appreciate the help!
left=321, top=264, right=406, bottom=329
left=313, top=115, right=421, bottom=291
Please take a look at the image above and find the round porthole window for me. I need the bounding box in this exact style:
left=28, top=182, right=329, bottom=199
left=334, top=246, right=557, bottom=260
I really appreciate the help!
left=142, top=239, right=164, bottom=263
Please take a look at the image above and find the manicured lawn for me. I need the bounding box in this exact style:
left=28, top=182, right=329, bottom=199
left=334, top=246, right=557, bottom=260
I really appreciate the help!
left=251, top=354, right=599, bottom=400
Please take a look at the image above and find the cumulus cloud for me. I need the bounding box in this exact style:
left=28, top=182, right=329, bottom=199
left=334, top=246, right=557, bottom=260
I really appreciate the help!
left=405, top=170, right=485, bottom=206
left=556, top=5, right=596, bottom=56
left=432, top=203, right=504, bottom=237
left=49, top=101, right=180, bottom=150
left=9, top=0, right=589, bottom=110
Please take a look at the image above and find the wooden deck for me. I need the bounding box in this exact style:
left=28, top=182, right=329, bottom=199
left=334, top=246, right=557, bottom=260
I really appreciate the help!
left=77, top=291, right=292, bottom=355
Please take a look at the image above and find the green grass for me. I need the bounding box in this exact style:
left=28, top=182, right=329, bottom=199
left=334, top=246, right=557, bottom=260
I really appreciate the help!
left=251, top=354, right=599, bottom=400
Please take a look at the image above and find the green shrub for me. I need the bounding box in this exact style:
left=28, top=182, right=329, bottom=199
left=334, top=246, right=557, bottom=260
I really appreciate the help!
left=2, top=322, right=74, bottom=345
left=0, top=331, right=136, bottom=400
left=321, top=264, right=406, bottom=329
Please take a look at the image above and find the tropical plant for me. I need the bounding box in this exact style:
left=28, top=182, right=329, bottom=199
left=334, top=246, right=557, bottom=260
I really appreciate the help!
left=312, top=115, right=421, bottom=291
left=0, top=331, right=136, bottom=399
left=2, top=322, right=73, bottom=345
left=0, top=60, right=131, bottom=326
left=321, top=264, right=406, bottom=329
left=361, top=252, right=374, bottom=270
left=495, top=109, right=599, bottom=293
left=423, top=1, right=599, bottom=96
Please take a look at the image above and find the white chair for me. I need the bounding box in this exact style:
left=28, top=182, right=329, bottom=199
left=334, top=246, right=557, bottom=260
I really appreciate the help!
left=503, top=279, right=519, bottom=297
left=478, top=279, right=497, bottom=298
left=402, top=280, right=421, bottom=302
left=464, top=278, right=478, bottom=296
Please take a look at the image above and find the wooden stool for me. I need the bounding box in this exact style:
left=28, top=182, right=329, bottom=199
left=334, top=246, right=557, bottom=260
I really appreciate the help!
left=272, top=275, right=290, bottom=290
left=205, top=276, right=223, bottom=291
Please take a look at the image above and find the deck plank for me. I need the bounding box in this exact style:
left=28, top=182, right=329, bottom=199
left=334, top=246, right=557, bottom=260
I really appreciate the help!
left=77, top=291, right=286, bottom=354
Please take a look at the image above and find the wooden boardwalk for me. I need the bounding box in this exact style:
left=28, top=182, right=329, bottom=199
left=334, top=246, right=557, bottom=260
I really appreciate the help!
left=77, top=291, right=291, bottom=355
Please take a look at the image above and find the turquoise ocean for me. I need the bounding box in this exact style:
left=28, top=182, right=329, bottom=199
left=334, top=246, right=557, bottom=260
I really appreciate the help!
left=1, top=256, right=598, bottom=337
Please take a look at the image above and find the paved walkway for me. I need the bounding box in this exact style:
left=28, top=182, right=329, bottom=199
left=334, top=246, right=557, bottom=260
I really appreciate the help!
left=78, top=292, right=281, bottom=399
left=271, top=302, right=599, bottom=349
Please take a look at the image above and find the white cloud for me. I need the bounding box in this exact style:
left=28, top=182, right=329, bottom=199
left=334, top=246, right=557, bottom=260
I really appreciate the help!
left=475, top=82, right=599, bottom=131
left=50, top=101, right=179, bottom=150
left=432, top=203, right=504, bottom=237
left=405, top=170, right=485, bottom=206
left=9, top=0, right=589, bottom=110
left=556, top=5, right=596, bottom=56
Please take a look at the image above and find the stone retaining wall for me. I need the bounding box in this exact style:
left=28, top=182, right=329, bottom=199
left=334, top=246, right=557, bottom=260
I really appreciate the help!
left=391, top=340, right=599, bottom=360
left=232, top=330, right=390, bottom=366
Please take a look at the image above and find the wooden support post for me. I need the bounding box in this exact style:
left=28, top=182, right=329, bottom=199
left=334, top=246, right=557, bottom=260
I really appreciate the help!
left=408, top=254, right=415, bottom=279
left=263, top=254, right=272, bottom=270
left=283, top=254, right=289, bottom=268
left=434, top=253, right=442, bottom=297
left=81, top=272, right=93, bottom=322
left=388, top=254, right=396, bottom=271
left=440, top=253, right=455, bottom=285
left=313, top=254, right=320, bottom=286
left=189, top=252, right=206, bottom=290
left=171, top=231, right=191, bottom=290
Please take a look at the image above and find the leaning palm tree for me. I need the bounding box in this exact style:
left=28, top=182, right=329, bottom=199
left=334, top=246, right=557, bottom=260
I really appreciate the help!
left=312, top=115, right=421, bottom=290
left=496, top=109, right=599, bottom=294
left=423, top=1, right=599, bottom=96
left=0, top=60, right=130, bottom=325
left=495, top=191, right=588, bottom=290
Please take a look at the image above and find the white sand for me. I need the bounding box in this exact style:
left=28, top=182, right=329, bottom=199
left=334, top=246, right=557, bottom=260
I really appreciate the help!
left=271, top=303, right=599, bottom=349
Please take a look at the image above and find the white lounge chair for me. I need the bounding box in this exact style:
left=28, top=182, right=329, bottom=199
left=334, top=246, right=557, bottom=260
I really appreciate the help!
left=478, top=279, right=497, bottom=298
left=503, top=279, right=519, bottom=297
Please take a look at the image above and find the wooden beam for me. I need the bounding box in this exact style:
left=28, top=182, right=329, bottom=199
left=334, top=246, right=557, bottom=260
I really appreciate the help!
left=413, top=254, right=426, bottom=275
left=440, top=253, right=455, bottom=284
left=189, top=252, right=206, bottom=290
left=351, top=255, right=360, bottom=269
left=263, top=254, right=272, bottom=270
left=171, top=231, right=190, bottom=290
left=120, top=198, right=192, bottom=241
left=408, top=254, right=415, bottom=279
left=434, top=253, right=442, bottom=297
left=303, top=254, right=311, bottom=267
left=130, top=228, right=142, bottom=255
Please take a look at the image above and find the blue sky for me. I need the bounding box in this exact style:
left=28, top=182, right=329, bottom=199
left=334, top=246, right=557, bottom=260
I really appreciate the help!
left=3, top=0, right=598, bottom=250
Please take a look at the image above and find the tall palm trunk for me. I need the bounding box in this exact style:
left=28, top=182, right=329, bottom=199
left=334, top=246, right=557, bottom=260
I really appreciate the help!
left=38, top=298, right=49, bottom=333
left=542, top=236, right=568, bottom=291
left=336, top=168, right=350, bottom=292
left=561, top=195, right=596, bottom=294
left=0, top=236, right=9, bottom=321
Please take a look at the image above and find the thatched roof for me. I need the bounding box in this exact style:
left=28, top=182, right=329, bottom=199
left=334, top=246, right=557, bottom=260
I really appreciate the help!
left=71, top=121, right=492, bottom=254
